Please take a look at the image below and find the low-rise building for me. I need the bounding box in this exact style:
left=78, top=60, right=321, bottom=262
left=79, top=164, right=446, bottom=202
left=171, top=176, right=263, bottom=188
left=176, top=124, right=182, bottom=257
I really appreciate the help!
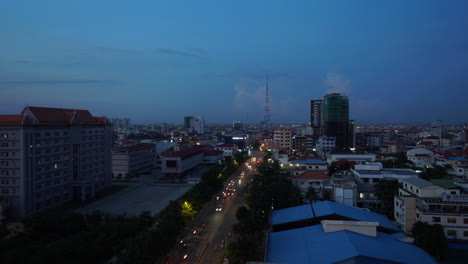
left=327, top=151, right=377, bottom=164
left=351, top=163, right=419, bottom=209
left=332, top=171, right=357, bottom=207
left=266, top=201, right=436, bottom=264
left=289, top=159, right=328, bottom=176
left=380, top=142, right=405, bottom=154
left=202, top=149, right=224, bottom=164
left=112, top=143, right=155, bottom=178
left=315, top=136, right=335, bottom=157
left=291, top=171, right=331, bottom=198
left=161, top=148, right=204, bottom=178
left=406, top=148, right=434, bottom=168
left=214, top=143, right=238, bottom=157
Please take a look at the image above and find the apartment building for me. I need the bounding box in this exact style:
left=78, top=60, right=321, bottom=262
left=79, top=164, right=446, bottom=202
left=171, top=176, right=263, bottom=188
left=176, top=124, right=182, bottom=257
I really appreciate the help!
left=274, top=127, right=292, bottom=150
left=394, top=177, right=468, bottom=240
left=0, top=106, right=112, bottom=218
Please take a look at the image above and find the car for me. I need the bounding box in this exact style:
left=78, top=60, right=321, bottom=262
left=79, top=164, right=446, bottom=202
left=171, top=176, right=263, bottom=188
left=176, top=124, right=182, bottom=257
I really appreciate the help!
left=216, top=206, right=222, bottom=211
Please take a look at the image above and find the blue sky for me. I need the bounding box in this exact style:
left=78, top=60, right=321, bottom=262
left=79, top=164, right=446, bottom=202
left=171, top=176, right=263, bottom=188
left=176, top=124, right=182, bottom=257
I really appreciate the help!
left=1, top=0, right=467, bottom=124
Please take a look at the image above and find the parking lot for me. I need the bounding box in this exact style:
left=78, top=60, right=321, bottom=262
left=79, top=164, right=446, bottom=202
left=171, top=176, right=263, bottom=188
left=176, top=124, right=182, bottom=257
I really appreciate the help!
left=77, top=166, right=208, bottom=216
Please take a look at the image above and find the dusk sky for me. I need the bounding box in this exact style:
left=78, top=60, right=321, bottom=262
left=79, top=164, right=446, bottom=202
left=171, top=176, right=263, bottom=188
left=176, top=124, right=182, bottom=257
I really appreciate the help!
left=1, top=0, right=468, bottom=124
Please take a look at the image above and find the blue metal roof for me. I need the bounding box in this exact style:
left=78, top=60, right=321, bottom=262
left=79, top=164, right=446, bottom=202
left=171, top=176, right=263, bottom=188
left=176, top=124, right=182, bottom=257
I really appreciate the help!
left=270, top=204, right=313, bottom=225
left=266, top=225, right=437, bottom=264
left=448, top=157, right=468, bottom=162
left=290, top=159, right=328, bottom=165
left=270, top=201, right=400, bottom=231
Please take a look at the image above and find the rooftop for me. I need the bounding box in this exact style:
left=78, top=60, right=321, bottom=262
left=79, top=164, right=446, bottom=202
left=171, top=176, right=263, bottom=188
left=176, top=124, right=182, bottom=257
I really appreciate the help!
left=266, top=224, right=436, bottom=264
left=166, top=147, right=204, bottom=159
left=429, top=179, right=460, bottom=189
left=295, top=171, right=330, bottom=180
left=270, top=201, right=399, bottom=232
left=0, top=115, right=28, bottom=125
left=403, top=177, right=434, bottom=188
left=290, top=159, right=327, bottom=165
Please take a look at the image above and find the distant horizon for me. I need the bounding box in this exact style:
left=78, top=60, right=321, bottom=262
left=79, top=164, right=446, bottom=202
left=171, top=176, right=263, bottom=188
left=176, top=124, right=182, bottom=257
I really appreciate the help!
left=1, top=1, right=468, bottom=123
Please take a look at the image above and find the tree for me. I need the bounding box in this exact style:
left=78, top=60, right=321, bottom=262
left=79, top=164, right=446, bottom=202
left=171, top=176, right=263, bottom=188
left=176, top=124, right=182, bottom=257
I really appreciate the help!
left=411, top=221, right=448, bottom=261
left=321, top=189, right=334, bottom=201
left=305, top=187, right=320, bottom=202
left=180, top=201, right=197, bottom=223
left=374, top=179, right=399, bottom=219
left=420, top=166, right=447, bottom=180
left=327, top=162, right=337, bottom=176
left=252, top=140, right=261, bottom=151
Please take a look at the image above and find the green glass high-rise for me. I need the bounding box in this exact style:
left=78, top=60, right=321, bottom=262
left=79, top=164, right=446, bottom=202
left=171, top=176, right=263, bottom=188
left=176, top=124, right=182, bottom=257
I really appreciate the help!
left=324, top=93, right=353, bottom=148
left=184, top=116, right=193, bottom=130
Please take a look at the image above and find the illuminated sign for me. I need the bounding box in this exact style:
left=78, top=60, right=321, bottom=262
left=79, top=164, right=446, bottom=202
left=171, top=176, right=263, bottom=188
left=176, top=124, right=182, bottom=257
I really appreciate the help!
left=232, top=137, right=245, bottom=140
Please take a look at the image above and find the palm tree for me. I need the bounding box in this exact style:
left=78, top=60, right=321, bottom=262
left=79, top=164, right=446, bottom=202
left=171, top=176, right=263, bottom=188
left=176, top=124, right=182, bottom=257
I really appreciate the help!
left=305, top=187, right=320, bottom=203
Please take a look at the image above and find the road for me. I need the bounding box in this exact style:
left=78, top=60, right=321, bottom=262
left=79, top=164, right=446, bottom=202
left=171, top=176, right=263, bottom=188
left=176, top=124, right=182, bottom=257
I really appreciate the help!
left=164, top=153, right=261, bottom=264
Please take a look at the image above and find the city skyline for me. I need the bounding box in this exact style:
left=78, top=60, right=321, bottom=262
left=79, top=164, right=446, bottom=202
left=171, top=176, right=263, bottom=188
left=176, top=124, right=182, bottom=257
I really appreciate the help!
left=1, top=1, right=468, bottom=124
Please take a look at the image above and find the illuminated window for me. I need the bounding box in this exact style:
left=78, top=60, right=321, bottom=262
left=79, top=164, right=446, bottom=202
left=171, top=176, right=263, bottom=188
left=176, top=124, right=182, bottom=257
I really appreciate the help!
left=54, top=164, right=59, bottom=169
left=432, top=217, right=441, bottom=223
left=447, top=230, right=456, bottom=236
left=448, top=218, right=457, bottom=224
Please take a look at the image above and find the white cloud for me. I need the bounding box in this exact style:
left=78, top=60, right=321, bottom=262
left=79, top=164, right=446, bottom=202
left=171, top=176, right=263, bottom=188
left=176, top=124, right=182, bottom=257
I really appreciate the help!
left=324, top=72, right=351, bottom=94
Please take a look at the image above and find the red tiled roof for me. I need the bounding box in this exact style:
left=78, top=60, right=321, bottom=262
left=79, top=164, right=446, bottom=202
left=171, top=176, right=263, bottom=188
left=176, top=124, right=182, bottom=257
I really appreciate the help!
left=296, top=171, right=330, bottom=180
left=24, top=106, right=105, bottom=124
left=95, top=116, right=108, bottom=124
left=0, top=115, right=26, bottom=125
left=203, top=150, right=224, bottom=156
left=167, top=147, right=204, bottom=159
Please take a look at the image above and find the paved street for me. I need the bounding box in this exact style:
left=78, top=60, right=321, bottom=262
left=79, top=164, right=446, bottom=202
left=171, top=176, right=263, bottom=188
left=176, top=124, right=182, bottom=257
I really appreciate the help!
left=165, top=152, right=261, bottom=264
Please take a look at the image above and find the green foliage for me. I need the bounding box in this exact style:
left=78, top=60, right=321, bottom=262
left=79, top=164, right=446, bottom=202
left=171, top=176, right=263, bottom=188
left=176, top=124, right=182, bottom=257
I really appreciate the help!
left=181, top=201, right=197, bottom=222
left=374, top=179, right=399, bottom=219
left=305, top=187, right=320, bottom=202
left=246, top=157, right=301, bottom=217
left=382, top=153, right=414, bottom=169
left=0, top=162, right=244, bottom=264
left=233, top=206, right=265, bottom=240
left=411, top=221, right=448, bottom=261
left=0, top=211, right=156, bottom=264
left=420, top=166, right=448, bottom=180
left=321, top=189, right=334, bottom=201
left=328, top=162, right=337, bottom=176
left=252, top=140, right=261, bottom=151
left=224, top=238, right=260, bottom=264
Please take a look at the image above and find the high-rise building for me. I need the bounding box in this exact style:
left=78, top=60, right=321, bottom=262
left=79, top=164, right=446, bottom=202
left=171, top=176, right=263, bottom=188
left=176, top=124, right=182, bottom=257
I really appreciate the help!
left=184, top=116, right=194, bottom=130
left=0, top=106, right=112, bottom=218
left=232, top=121, right=243, bottom=131
left=160, top=123, right=168, bottom=135
left=324, top=93, right=352, bottom=148
left=310, top=99, right=324, bottom=135
left=190, top=116, right=205, bottom=134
